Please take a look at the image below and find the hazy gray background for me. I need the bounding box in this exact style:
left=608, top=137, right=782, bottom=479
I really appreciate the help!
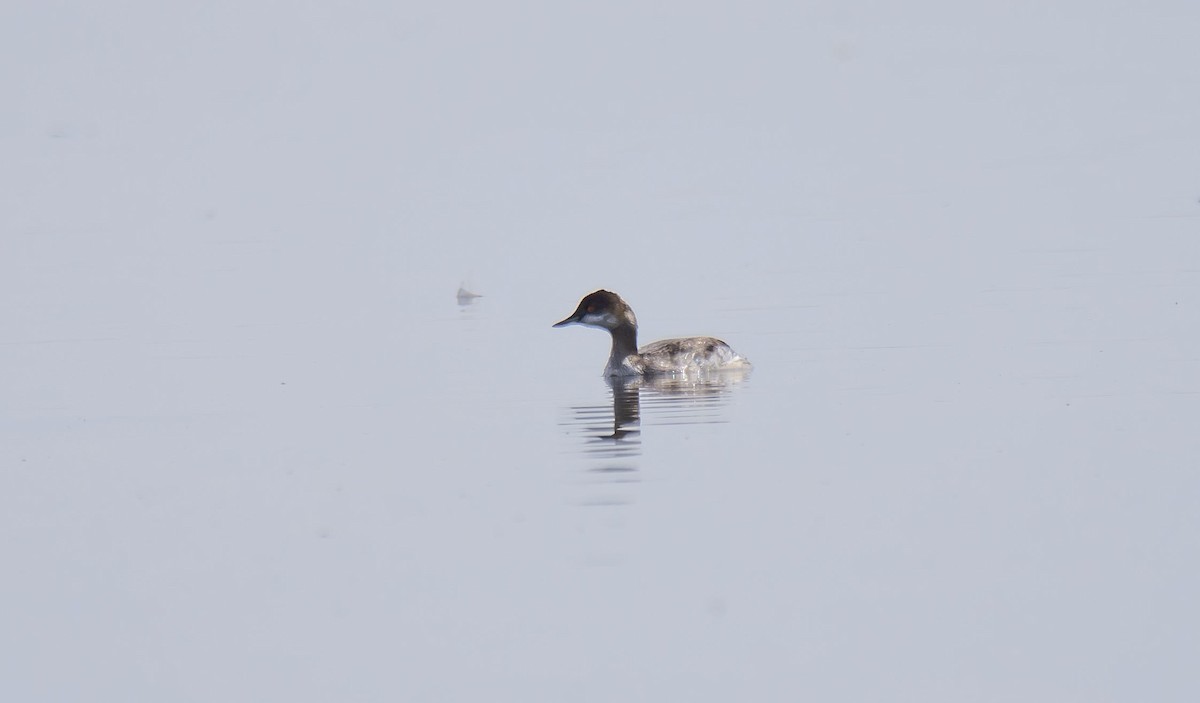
left=3, top=1, right=1198, bottom=701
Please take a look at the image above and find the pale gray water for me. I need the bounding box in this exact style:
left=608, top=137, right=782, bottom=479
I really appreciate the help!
left=3, top=1, right=1200, bottom=701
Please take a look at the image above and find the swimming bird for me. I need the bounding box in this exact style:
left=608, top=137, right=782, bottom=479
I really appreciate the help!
left=553, top=290, right=751, bottom=377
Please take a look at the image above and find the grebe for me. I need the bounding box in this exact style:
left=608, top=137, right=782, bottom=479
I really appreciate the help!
left=553, top=290, right=751, bottom=377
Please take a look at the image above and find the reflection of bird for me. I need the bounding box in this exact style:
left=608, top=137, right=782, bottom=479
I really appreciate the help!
left=456, top=285, right=482, bottom=306
left=553, top=290, right=751, bottom=377
left=606, top=377, right=642, bottom=441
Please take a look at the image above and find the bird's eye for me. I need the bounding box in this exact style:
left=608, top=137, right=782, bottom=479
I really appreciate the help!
left=586, top=305, right=595, bottom=313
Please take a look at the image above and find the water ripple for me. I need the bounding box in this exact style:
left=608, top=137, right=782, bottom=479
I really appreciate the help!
left=559, top=369, right=752, bottom=505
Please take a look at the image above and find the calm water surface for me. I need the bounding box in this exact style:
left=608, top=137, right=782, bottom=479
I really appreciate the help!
left=4, top=1, right=1200, bottom=700
left=3, top=239, right=1198, bottom=701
